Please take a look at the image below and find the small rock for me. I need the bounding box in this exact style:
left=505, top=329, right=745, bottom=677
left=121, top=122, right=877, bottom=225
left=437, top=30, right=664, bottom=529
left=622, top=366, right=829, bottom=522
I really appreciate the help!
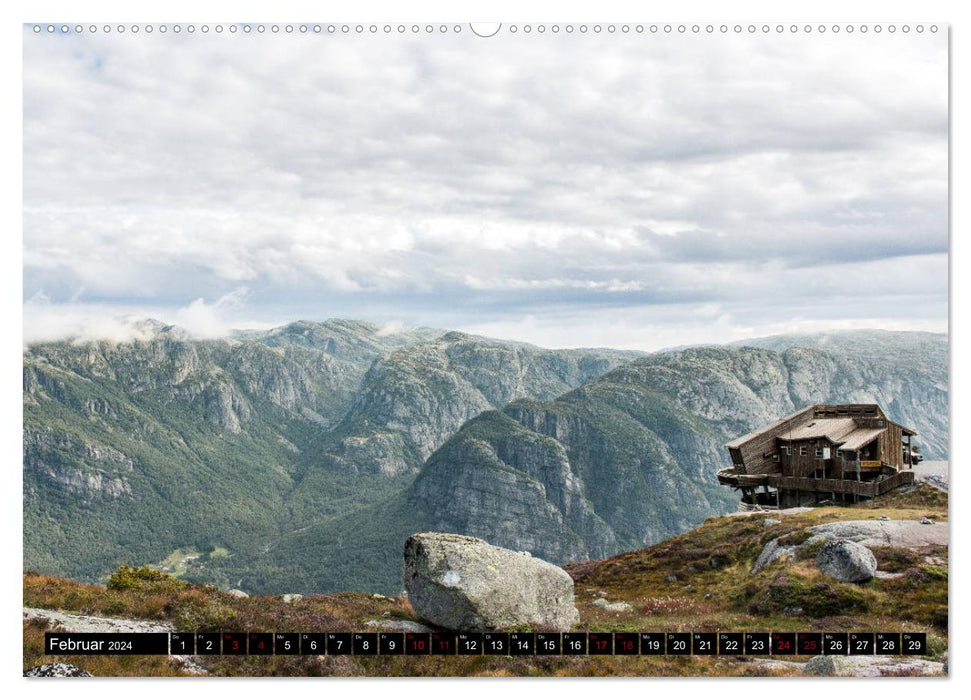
left=755, top=659, right=804, bottom=672
left=920, top=517, right=934, bottom=525
left=879, top=515, right=890, bottom=521
left=816, top=539, right=877, bottom=582
left=703, top=593, right=714, bottom=600
left=403, top=532, right=578, bottom=631
left=665, top=574, right=678, bottom=583
left=782, top=606, right=804, bottom=616
left=281, top=594, right=303, bottom=603
left=365, top=619, right=435, bottom=633
left=752, top=538, right=796, bottom=573
left=763, top=518, right=781, bottom=527
left=804, top=654, right=944, bottom=677
left=372, top=594, right=390, bottom=601
left=176, top=657, right=208, bottom=675
left=591, top=598, right=631, bottom=612
left=24, top=663, right=93, bottom=677
left=226, top=589, right=249, bottom=598
left=874, top=571, right=905, bottom=580
left=803, top=655, right=847, bottom=676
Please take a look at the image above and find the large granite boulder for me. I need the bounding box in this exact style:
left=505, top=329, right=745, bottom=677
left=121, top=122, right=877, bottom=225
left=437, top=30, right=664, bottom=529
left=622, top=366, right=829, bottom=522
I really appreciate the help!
left=816, top=539, right=877, bottom=582
left=403, top=532, right=578, bottom=631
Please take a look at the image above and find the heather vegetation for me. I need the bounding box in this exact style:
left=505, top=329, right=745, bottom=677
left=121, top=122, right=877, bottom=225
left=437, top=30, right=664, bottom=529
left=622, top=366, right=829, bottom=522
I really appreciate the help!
left=567, top=485, right=947, bottom=644
left=24, top=486, right=947, bottom=677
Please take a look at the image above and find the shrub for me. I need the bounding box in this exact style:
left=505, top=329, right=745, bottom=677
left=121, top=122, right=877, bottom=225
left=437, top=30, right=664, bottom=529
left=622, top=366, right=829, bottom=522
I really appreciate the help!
left=107, top=564, right=188, bottom=592
left=868, top=546, right=922, bottom=573
left=916, top=564, right=948, bottom=582
left=745, top=573, right=869, bottom=618
left=778, top=530, right=813, bottom=547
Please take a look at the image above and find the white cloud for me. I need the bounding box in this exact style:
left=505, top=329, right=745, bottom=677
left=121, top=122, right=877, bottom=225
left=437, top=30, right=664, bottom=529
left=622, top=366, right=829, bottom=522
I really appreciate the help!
left=459, top=305, right=948, bottom=353
left=170, top=288, right=250, bottom=339
left=22, top=288, right=263, bottom=345
left=22, top=28, right=948, bottom=345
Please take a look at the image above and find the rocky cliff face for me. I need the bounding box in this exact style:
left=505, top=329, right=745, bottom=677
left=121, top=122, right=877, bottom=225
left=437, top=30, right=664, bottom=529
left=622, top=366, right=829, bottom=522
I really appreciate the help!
left=321, top=333, right=641, bottom=476
left=408, top=411, right=616, bottom=562
left=406, top=355, right=740, bottom=559
left=23, top=428, right=134, bottom=501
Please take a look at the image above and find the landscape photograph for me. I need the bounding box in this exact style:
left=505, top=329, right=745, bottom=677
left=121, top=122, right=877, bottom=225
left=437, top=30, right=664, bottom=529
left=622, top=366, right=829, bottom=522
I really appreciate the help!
left=22, top=22, right=948, bottom=678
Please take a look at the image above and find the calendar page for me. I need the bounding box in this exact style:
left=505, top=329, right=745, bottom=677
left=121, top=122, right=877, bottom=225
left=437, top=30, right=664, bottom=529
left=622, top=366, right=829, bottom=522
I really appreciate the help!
left=22, top=19, right=948, bottom=680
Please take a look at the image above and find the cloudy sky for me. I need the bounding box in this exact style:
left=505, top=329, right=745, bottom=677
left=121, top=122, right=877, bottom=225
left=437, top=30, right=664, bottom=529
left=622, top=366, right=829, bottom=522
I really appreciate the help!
left=23, top=26, right=948, bottom=349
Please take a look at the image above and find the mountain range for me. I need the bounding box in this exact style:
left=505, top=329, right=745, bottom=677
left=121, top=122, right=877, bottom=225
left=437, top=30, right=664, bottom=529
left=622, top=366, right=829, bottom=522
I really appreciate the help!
left=23, top=321, right=948, bottom=594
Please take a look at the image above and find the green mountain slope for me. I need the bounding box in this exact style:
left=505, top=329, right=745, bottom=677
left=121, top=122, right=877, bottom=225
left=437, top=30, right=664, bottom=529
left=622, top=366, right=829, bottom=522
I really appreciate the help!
left=22, top=320, right=638, bottom=587
left=23, top=320, right=429, bottom=581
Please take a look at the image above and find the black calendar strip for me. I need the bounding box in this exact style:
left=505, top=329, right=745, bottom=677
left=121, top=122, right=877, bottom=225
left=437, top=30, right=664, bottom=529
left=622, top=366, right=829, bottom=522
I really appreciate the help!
left=47, top=631, right=927, bottom=656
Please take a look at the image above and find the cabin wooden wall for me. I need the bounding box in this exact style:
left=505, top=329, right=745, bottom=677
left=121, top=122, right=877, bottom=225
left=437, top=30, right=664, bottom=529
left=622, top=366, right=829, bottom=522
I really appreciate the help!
left=878, top=422, right=904, bottom=469
left=781, top=438, right=832, bottom=477
left=737, top=407, right=813, bottom=474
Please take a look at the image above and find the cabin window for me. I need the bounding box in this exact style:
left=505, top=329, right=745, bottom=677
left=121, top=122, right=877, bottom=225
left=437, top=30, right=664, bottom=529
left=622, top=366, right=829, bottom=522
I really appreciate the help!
left=799, top=445, right=807, bottom=457
left=772, top=453, right=779, bottom=461
left=837, top=449, right=843, bottom=458
left=822, top=447, right=831, bottom=459
left=783, top=445, right=791, bottom=455
left=815, top=448, right=824, bottom=458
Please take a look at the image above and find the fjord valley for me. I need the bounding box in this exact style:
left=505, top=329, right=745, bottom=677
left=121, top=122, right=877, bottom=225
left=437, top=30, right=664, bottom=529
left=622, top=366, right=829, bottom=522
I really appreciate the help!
left=23, top=322, right=948, bottom=595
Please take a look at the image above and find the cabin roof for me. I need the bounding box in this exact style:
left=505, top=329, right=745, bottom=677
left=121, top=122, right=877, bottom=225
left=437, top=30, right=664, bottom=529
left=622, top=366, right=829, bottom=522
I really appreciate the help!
left=725, top=403, right=917, bottom=450
left=724, top=406, right=810, bottom=449
left=838, top=427, right=885, bottom=451
left=782, top=417, right=858, bottom=443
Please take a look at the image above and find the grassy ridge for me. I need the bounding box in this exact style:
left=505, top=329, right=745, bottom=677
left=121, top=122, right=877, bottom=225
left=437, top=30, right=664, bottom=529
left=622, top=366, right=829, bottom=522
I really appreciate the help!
left=24, top=485, right=947, bottom=677
left=567, top=485, right=947, bottom=643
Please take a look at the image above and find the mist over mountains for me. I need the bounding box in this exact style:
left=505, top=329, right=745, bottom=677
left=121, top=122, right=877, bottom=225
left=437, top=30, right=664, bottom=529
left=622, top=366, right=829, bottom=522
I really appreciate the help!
left=23, top=321, right=947, bottom=594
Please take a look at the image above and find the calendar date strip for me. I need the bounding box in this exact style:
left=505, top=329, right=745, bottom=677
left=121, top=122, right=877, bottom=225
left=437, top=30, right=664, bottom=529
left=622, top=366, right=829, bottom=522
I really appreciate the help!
left=45, top=631, right=928, bottom=656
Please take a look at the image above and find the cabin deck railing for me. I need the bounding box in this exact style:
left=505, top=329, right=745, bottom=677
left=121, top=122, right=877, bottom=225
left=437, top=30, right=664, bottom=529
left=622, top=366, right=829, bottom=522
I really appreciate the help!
left=769, top=470, right=913, bottom=497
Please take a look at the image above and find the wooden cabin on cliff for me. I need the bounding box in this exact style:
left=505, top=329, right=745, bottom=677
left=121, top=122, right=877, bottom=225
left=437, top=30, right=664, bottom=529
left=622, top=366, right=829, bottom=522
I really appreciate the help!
left=718, top=404, right=921, bottom=510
